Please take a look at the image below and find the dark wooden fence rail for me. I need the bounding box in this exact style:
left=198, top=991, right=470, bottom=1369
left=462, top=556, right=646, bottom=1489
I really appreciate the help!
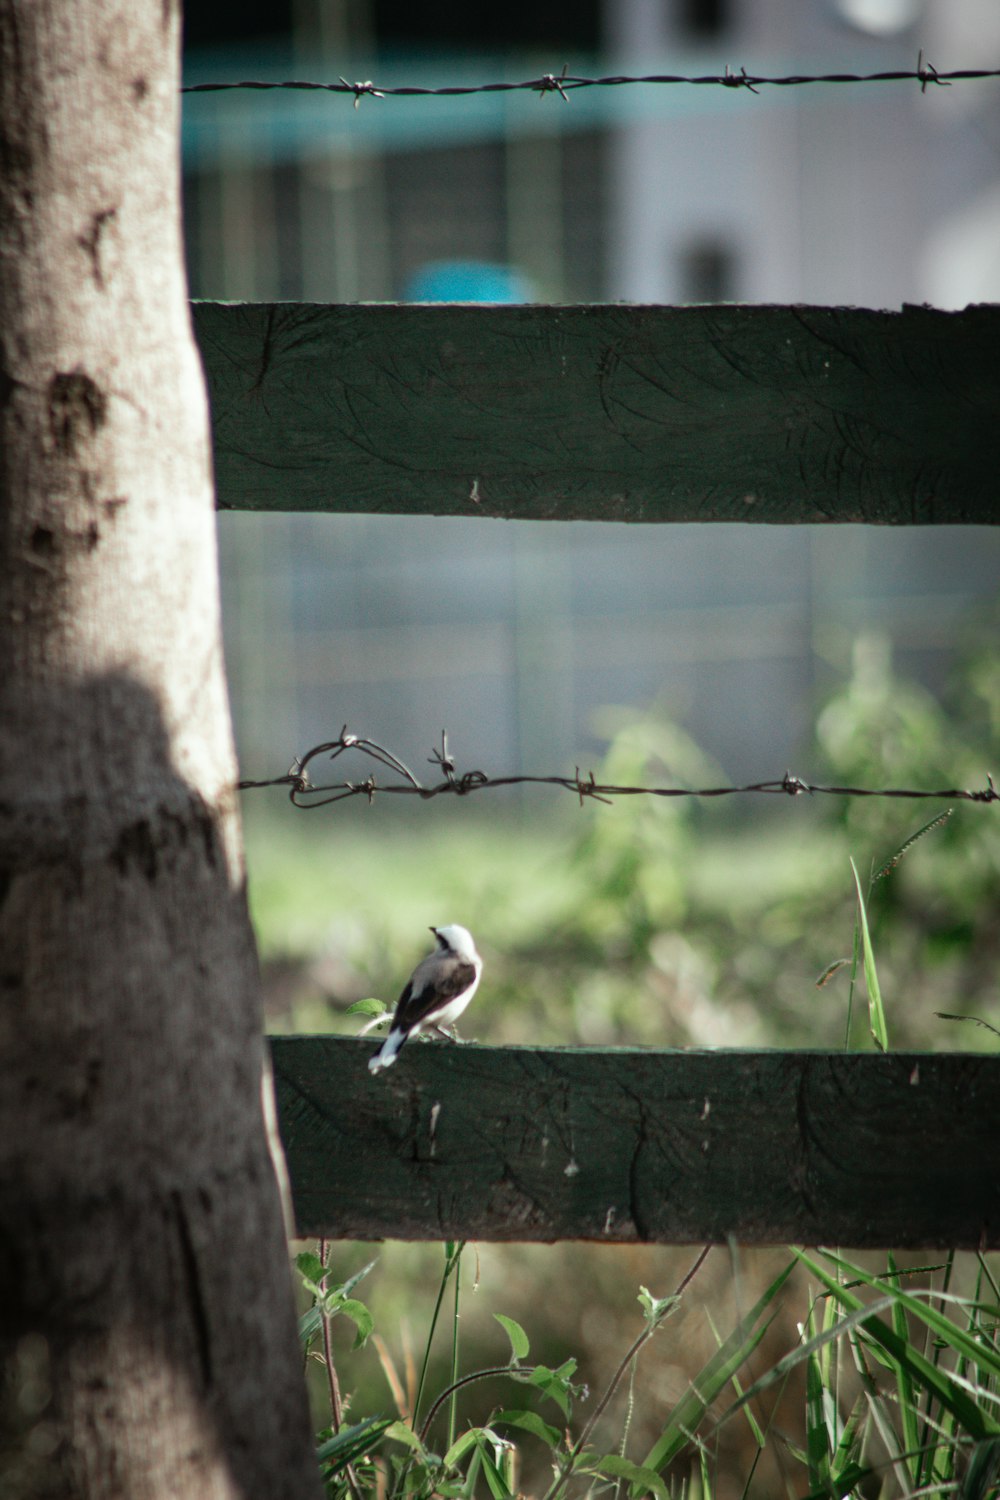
left=194, top=301, right=1000, bottom=525
left=270, top=1038, right=1000, bottom=1248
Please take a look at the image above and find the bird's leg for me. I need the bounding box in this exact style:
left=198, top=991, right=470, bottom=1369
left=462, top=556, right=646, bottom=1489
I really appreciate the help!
left=433, top=1025, right=465, bottom=1043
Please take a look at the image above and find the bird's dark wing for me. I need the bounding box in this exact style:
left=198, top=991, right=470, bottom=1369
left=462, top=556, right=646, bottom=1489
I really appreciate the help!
left=394, top=959, right=477, bottom=1030
left=389, top=980, right=415, bottom=1029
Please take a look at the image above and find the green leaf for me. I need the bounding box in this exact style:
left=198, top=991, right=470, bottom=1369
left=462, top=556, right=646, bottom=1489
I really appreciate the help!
left=805, top=1347, right=832, bottom=1492
left=298, top=1305, right=322, bottom=1346
left=850, top=857, right=888, bottom=1051
left=382, top=1420, right=428, bottom=1455
left=830, top=1392, right=866, bottom=1483
left=346, top=998, right=387, bottom=1017
left=443, top=1426, right=489, bottom=1469
left=316, top=1416, right=392, bottom=1469
left=800, top=1460, right=873, bottom=1500
left=298, top=1258, right=377, bottom=1348
left=493, top=1408, right=562, bottom=1447
left=517, top=1359, right=580, bottom=1419
left=493, top=1313, right=530, bottom=1362
left=589, top=1453, right=670, bottom=1499
left=338, top=1257, right=379, bottom=1298
left=697, top=1441, right=714, bottom=1500
left=336, top=1296, right=374, bottom=1349
left=470, top=1433, right=514, bottom=1499
left=296, top=1250, right=327, bottom=1284
left=638, top=1286, right=679, bottom=1326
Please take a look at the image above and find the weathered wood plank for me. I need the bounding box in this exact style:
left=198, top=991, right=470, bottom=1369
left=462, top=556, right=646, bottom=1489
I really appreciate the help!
left=195, top=301, right=1000, bottom=524
left=270, top=1038, right=1000, bottom=1246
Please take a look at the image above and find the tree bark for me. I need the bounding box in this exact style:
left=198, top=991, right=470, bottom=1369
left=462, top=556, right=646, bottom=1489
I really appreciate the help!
left=0, top=5, right=322, bottom=1497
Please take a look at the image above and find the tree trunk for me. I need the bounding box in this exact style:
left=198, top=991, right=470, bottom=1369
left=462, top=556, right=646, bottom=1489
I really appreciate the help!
left=0, top=5, right=322, bottom=1497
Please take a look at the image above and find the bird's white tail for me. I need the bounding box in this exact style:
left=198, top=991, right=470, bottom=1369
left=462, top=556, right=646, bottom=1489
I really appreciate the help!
left=368, top=1028, right=405, bottom=1073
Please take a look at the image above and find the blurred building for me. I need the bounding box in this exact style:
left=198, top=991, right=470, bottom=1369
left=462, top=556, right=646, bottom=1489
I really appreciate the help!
left=182, top=0, right=1000, bottom=787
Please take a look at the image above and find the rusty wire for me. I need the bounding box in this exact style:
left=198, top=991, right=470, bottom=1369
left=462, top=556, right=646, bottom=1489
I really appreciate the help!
left=236, top=728, right=999, bottom=811
left=182, top=53, right=993, bottom=103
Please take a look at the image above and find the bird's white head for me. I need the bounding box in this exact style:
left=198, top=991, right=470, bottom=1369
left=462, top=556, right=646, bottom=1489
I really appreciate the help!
left=430, top=924, right=479, bottom=962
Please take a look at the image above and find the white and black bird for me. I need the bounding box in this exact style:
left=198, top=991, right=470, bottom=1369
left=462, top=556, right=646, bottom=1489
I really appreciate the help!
left=368, top=924, right=483, bottom=1074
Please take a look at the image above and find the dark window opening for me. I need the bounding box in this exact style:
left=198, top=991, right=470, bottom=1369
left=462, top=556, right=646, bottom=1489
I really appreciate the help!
left=681, top=0, right=728, bottom=38
left=679, top=239, right=737, bottom=303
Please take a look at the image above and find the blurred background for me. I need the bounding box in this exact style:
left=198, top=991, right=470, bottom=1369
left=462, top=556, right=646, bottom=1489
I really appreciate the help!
left=184, top=0, right=1000, bottom=783
left=182, top=2, right=999, bottom=1490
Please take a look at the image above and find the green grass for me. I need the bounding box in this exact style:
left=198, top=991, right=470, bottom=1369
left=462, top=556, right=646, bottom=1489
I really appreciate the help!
left=298, top=1240, right=1000, bottom=1500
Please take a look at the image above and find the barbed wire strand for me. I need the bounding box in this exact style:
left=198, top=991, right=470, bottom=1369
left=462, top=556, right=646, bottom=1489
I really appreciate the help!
left=236, top=728, right=999, bottom=811
left=181, top=54, right=996, bottom=103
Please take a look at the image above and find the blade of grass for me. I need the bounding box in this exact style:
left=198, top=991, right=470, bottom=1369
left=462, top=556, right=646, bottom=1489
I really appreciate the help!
left=316, top=1416, right=394, bottom=1469
left=797, top=1251, right=998, bottom=1439
left=642, top=1259, right=796, bottom=1476
left=448, top=1242, right=464, bottom=1453
left=887, top=1251, right=920, bottom=1489
left=372, top=1333, right=410, bottom=1421
left=844, top=914, right=860, bottom=1051
left=713, top=1294, right=900, bottom=1430
left=805, top=1339, right=832, bottom=1495
left=920, top=1250, right=957, bottom=1491
left=831, top=1394, right=868, bottom=1488
left=960, top=1436, right=1000, bottom=1500
left=817, top=1252, right=1000, bottom=1385
left=705, top=1308, right=765, bottom=1451
left=850, top=1329, right=953, bottom=1496
left=413, top=1242, right=464, bottom=1432
left=850, top=857, right=888, bottom=1050
left=472, top=1432, right=515, bottom=1499
left=588, top=1454, right=670, bottom=1499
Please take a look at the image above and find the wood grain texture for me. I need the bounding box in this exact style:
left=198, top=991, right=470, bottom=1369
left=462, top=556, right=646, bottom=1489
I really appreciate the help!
left=270, top=1038, right=1000, bottom=1247
left=194, top=301, right=1000, bottom=524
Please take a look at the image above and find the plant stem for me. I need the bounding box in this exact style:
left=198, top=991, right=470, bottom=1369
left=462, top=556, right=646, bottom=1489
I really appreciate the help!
left=612, top=1354, right=639, bottom=1500
left=543, top=1245, right=712, bottom=1500
left=448, top=1241, right=462, bottom=1453
left=845, top=913, right=860, bottom=1050
left=391, top=1243, right=465, bottom=1500
left=418, top=1365, right=516, bottom=1445
left=318, top=1239, right=345, bottom=1433
left=318, top=1237, right=364, bottom=1500
left=413, top=1242, right=464, bottom=1432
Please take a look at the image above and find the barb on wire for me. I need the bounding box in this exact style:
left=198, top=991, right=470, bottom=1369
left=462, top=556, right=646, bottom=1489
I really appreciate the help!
left=236, top=729, right=999, bottom=813
left=535, top=64, right=571, bottom=102
left=181, top=55, right=999, bottom=100
left=338, top=76, right=385, bottom=108
left=722, top=64, right=759, bottom=94
left=916, top=49, right=949, bottom=93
